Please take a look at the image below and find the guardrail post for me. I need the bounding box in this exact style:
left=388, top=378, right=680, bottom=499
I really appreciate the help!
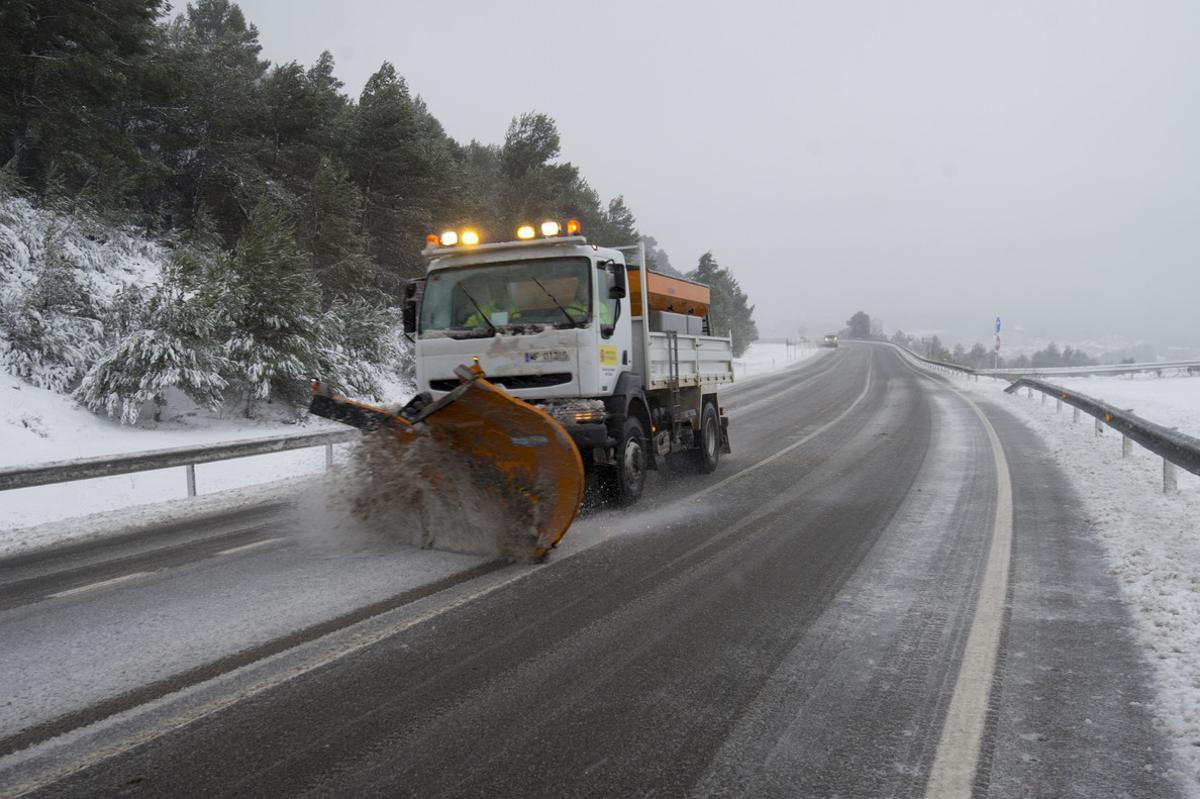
left=1094, top=418, right=1103, bottom=437
left=325, top=442, right=334, bottom=471
left=1041, top=392, right=1046, bottom=405
left=186, top=463, right=196, bottom=497
left=1026, top=387, right=1033, bottom=399
left=1122, top=435, right=1132, bottom=458
left=1056, top=398, right=1062, bottom=413
left=1073, top=407, right=1080, bottom=424
left=1164, top=459, right=1178, bottom=494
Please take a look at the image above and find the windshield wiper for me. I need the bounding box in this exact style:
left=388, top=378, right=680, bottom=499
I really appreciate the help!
left=456, top=285, right=497, bottom=335
left=529, top=277, right=584, bottom=328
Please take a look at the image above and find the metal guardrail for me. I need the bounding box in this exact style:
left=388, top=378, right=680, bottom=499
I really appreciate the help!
left=979, top=360, right=1200, bottom=379
left=0, top=429, right=359, bottom=496
left=1004, top=378, right=1200, bottom=493
left=890, top=343, right=1200, bottom=381
left=889, top=344, right=978, bottom=376
left=891, top=342, right=1199, bottom=493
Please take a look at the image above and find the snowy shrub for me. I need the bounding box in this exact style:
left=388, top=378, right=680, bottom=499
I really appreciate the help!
left=74, top=328, right=228, bottom=424
left=0, top=228, right=105, bottom=391
left=316, top=295, right=402, bottom=401
left=74, top=256, right=229, bottom=424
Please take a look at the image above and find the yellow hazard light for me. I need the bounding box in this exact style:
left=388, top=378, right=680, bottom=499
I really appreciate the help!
left=573, top=409, right=604, bottom=423
left=426, top=234, right=440, bottom=247
left=440, top=230, right=458, bottom=246
left=517, top=225, right=536, bottom=240
left=460, top=230, right=480, bottom=246
left=566, top=218, right=581, bottom=235
left=541, top=221, right=561, bottom=237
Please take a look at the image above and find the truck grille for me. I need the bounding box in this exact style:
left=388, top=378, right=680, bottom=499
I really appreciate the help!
left=430, top=373, right=573, bottom=392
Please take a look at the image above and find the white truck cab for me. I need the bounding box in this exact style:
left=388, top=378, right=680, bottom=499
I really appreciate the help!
left=402, top=223, right=733, bottom=505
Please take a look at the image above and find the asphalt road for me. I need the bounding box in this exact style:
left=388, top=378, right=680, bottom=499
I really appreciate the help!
left=0, top=344, right=1182, bottom=797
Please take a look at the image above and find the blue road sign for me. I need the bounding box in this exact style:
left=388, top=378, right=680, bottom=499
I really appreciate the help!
left=995, top=317, right=1001, bottom=334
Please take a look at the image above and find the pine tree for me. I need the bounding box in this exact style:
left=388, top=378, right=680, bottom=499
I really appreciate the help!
left=317, top=295, right=398, bottom=400
left=845, top=311, right=871, bottom=339
left=74, top=251, right=228, bottom=424
left=0, top=0, right=166, bottom=200
left=299, top=158, right=375, bottom=303
left=642, top=236, right=681, bottom=276
left=0, top=225, right=103, bottom=391
left=261, top=52, right=350, bottom=190
left=160, top=0, right=270, bottom=241
left=351, top=62, right=454, bottom=286
left=218, top=199, right=322, bottom=414
left=690, top=252, right=758, bottom=357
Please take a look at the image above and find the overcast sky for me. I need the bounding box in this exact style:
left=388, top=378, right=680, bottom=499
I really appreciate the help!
left=232, top=0, right=1200, bottom=352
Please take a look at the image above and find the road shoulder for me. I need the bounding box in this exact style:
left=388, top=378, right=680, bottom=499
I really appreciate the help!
left=975, top=400, right=1186, bottom=797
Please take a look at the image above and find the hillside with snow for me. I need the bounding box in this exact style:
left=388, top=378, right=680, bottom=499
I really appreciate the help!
left=0, top=196, right=166, bottom=392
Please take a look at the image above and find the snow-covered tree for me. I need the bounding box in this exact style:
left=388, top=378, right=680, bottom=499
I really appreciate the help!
left=74, top=248, right=228, bottom=424
left=218, top=199, right=323, bottom=414
left=299, top=158, right=376, bottom=303
left=691, top=252, right=758, bottom=357
left=316, top=295, right=400, bottom=400
left=0, top=228, right=103, bottom=391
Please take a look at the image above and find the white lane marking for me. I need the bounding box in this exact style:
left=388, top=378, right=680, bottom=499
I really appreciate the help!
left=214, top=537, right=285, bottom=556
left=48, top=572, right=153, bottom=599
left=690, top=357, right=874, bottom=502
left=2, top=565, right=539, bottom=795
left=898, top=351, right=1015, bottom=799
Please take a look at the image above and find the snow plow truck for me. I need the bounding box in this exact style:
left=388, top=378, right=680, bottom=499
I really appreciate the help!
left=310, top=220, right=734, bottom=557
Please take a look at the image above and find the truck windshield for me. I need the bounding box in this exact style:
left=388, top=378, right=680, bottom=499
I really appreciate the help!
left=419, top=257, right=591, bottom=338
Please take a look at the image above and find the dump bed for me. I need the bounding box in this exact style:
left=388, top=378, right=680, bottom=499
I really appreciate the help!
left=616, top=248, right=734, bottom=393
left=628, top=270, right=733, bottom=391
left=633, top=328, right=735, bottom=390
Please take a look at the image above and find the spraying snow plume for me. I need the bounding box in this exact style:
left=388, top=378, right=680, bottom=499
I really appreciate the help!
left=308, top=430, right=542, bottom=561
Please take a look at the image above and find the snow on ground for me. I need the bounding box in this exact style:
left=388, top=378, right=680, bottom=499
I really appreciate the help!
left=1048, top=373, right=1200, bottom=439
left=0, top=195, right=164, bottom=307
left=959, top=373, right=1200, bottom=790
left=733, top=340, right=822, bottom=380
left=0, top=370, right=358, bottom=537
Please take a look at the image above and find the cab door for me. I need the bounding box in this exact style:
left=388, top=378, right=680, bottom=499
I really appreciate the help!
left=591, top=258, right=632, bottom=396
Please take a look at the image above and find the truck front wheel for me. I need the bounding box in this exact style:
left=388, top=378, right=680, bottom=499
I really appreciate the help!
left=600, top=417, right=647, bottom=506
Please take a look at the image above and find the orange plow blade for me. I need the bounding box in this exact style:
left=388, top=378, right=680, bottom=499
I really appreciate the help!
left=309, top=364, right=585, bottom=557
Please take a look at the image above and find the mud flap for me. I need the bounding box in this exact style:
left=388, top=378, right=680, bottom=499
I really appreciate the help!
left=309, top=365, right=585, bottom=555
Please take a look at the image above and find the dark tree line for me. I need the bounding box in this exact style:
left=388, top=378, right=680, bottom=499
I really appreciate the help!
left=1, top=0, right=644, bottom=291
left=1, top=0, right=759, bottom=417
left=888, top=329, right=1098, bottom=370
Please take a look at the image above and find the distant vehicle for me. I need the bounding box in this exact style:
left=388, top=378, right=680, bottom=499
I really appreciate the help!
left=821, top=334, right=839, bottom=348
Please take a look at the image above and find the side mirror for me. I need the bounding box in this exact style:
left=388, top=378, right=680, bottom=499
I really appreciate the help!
left=402, top=279, right=424, bottom=334
left=608, top=263, right=627, bottom=299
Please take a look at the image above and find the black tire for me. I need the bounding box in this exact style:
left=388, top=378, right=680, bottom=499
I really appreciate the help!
left=599, top=417, right=648, bottom=506
left=690, top=402, right=721, bottom=474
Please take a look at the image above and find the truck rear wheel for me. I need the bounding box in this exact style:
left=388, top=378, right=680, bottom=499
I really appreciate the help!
left=690, top=402, right=721, bottom=474
left=600, top=417, right=647, bottom=506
